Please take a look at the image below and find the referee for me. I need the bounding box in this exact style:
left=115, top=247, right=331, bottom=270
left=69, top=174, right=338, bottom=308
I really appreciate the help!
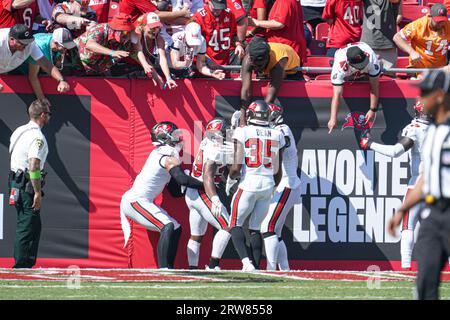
left=388, top=69, right=450, bottom=300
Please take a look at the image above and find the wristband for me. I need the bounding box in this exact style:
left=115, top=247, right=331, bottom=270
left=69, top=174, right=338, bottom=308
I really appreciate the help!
left=110, top=50, right=115, bottom=57
left=370, top=107, right=379, bottom=112
left=29, top=170, right=41, bottom=180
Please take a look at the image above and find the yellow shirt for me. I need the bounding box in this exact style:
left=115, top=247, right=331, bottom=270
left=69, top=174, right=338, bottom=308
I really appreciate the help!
left=264, top=42, right=300, bottom=75
left=400, top=15, right=450, bottom=68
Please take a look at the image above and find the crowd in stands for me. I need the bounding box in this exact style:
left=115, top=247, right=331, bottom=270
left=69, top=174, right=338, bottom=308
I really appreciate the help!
left=1, top=0, right=450, bottom=101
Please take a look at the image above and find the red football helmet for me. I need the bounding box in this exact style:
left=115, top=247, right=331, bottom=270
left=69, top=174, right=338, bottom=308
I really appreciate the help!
left=205, top=117, right=228, bottom=141
left=268, top=103, right=284, bottom=125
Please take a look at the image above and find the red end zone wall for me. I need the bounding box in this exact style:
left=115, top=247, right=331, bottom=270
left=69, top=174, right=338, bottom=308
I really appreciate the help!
left=1, top=76, right=444, bottom=271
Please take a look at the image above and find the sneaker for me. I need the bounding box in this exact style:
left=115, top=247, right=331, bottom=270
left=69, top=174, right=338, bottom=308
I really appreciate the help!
left=242, top=262, right=256, bottom=272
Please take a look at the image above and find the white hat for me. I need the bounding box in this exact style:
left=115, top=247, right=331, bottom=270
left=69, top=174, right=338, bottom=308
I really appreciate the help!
left=145, top=12, right=162, bottom=28
left=185, top=22, right=202, bottom=47
left=52, top=28, right=76, bottom=49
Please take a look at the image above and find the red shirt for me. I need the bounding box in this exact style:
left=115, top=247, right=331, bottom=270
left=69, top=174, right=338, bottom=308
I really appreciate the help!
left=0, top=0, right=39, bottom=28
left=193, top=5, right=237, bottom=65
left=249, top=0, right=266, bottom=34
left=119, top=0, right=157, bottom=22
left=265, top=0, right=306, bottom=63
left=227, top=0, right=246, bottom=23
left=322, top=0, right=363, bottom=48
left=89, top=0, right=110, bottom=23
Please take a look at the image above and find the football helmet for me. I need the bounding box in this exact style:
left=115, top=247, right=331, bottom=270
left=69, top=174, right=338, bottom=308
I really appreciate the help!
left=268, top=103, right=284, bottom=126
left=205, top=117, right=229, bottom=142
left=246, top=100, right=270, bottom=126
left=151, top=121, right=183, bottom=149
left=413, top=100, right=431, bottom=122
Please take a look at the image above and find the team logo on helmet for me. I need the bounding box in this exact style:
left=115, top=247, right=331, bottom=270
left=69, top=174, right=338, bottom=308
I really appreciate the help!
left=341, top=111, right=374, bottom=131
left=154, top=123, right=173, bottom=136
left=413, top=100, right=424, bottom=114
left=206, top=119, right=224, bottom=132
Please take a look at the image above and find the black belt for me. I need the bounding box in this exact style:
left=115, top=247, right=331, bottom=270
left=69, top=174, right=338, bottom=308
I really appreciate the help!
left=425, top=195, right=450, bottom=211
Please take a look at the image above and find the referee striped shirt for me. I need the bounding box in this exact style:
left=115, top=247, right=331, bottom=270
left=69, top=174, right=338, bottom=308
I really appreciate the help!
left=421, top=119, right=450, bottom=199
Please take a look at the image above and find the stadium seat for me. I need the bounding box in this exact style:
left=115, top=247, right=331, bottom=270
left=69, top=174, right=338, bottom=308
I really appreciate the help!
left=304, top=56, right=333, bottom=68
left=422, top=0, right=443, bottom=6
left=397, top=57, right=410, bottom=68
left=315, top=22, right=330, bottom=42
left=308, top=39, right=327, bottom=56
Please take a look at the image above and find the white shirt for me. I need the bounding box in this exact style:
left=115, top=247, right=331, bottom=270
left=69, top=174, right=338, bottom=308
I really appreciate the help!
left=233, top=125, right=286, bottom=192
left=170, top=0, right=204, bottom=34
left=170, top=30, right=206, bottom=67
left=331, top=42, right=381, bottom=86
left=10, top=121, right=48, bottom=172
left=401, top=118, right=429, bottom=183
left=0, top=28, right=44, bottom=74
left=123, top=145, right=180, bottom=202
left=300, top=0, right=326, bottom=7
left=421, top=121, right=450, bottom=199
left=275, top=124, right=301, bottom=189
left=191, top=138, right=227, bottom=183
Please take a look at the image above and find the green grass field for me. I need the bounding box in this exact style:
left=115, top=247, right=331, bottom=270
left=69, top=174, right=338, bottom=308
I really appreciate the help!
left=0, top=269, right=449, bottom=300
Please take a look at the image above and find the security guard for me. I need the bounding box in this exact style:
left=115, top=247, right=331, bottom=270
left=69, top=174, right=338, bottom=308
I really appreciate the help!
left=8, top=100, right=50, bottom=269
left=388, top=69, right=450, bottom=300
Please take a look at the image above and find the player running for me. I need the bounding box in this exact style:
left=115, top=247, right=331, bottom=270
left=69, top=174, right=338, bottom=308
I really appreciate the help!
left=360, top=101, right=431, bottom=269
left=260, top=103, right=301, bottom=271
left=120, top=121, right=204, bottom=269
left=185, top=117, right=233, bottom=270
left=227, top=100, right=285, bottom=271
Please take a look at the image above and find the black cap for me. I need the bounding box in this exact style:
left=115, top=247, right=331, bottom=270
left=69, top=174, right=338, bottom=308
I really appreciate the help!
left=416, top=69, right=450, bottom=93
left=210, top=0, right=227, bottom=10
left=247, top=36, right=270, bottom=62
left=9, top=24, right=34, bottom=44
left=346, top=45, right=369, bottom=70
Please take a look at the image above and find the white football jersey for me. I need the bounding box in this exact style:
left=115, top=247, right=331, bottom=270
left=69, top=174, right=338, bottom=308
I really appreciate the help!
left=275, top=124, right=301, bottom=189
left=123, top=145, right=180, bottom=202
left=401, top=117, right=430, bottom=182
left=191, top=138, right=226, bottom=183
left=331, top=42, right=381, bottom=86
left=233, top=125, right=286, bottom=192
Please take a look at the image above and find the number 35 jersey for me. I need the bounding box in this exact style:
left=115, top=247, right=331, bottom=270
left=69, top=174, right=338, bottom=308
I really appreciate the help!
left=233, top=125, right=286, bottom=192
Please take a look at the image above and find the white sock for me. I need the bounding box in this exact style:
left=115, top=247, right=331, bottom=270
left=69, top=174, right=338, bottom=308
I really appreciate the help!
left=264, top=235, right=279, bottom=271
left=401, top=230, right=414, bottom=268
left=187, top=239, right=201, bottom=268
left=277, top=240, right=290, bottom=271
left=211, top=230, right=231, bottom=259
left=242, top=257, right=252, bottom=266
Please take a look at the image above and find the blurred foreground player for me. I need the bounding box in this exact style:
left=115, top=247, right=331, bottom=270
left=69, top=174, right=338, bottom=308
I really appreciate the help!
left=361, top=101, right=431, bottom=269
left=120, top=122, right=203, bottom=269
left=388, top=69, right=450, bottom=299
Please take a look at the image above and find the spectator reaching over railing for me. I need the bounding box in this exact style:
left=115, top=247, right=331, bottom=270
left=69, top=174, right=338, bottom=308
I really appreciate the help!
left=394, top=4, right=450, bottom=70
left=193, top=0, right=245, bottom=67
left=27, top=27, right=76, bottom=105
left=134, top=12, right=177, bottom=89
left=0, top=24, right=70, bottom=93
left=240, top=36, right=300, bottom=117
left=76, top=12, right=134, bottom=75
left=322, top=0, right=363, bottom=57
left=169, top=21, right=226, bottom=79
left=246, top=0, right=268, bottom=38
left=328, top=42, right=381, bottom=133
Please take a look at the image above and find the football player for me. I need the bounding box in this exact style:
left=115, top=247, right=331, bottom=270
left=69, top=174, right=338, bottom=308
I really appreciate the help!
left=227, top=100, right=285, bottom=271
left=185, top=117, right=233, bottom=270
left=120, top=121, right=204, bottom=269
left=260, top=103, right=301, bottom=271
left=360, top=101, right=431, bottom=269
